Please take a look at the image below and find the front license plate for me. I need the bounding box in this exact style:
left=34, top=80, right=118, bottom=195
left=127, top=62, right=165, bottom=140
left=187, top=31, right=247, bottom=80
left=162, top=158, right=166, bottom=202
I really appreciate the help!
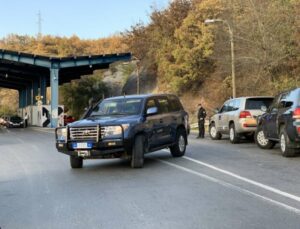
left=72, top=142, right=92, bottom=149
left=77, top=150, right=90, bottom=157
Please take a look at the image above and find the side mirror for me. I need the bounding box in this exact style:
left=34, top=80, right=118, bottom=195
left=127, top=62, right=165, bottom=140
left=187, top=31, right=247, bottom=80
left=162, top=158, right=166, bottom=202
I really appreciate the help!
left=285, top=101, right=293, bottom=108
left=261, top=105, right=267, bottom=112
left=146, top=107, right=158, bottom=116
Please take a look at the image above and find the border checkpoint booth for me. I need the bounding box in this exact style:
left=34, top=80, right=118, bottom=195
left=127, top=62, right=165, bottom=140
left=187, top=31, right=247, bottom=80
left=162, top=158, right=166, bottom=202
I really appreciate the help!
left=0, top=50, right=131, bottom=127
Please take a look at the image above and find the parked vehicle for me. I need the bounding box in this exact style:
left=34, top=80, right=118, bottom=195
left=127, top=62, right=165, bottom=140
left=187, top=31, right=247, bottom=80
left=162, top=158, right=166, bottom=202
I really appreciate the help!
left=6, top=116, right=25, bottom=128
left=209, top=97, right=273, bottom=143
left=255, top=88, right=300, bottom=157
left=55, top=94, right=190, bottom=169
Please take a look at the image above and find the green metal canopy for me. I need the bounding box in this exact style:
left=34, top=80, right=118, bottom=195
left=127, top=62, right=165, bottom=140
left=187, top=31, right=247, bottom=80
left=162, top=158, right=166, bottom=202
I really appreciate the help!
left=0, top=49, right=131, bottom=127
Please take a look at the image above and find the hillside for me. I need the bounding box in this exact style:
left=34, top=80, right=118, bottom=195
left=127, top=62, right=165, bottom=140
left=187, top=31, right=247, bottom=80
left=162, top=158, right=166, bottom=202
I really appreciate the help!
left=0, top=0, right=299, bottom=121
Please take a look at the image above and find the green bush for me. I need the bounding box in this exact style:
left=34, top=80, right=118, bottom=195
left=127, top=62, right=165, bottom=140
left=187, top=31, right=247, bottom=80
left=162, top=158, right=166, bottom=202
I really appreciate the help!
left=60, top=75, right=108, bottom=119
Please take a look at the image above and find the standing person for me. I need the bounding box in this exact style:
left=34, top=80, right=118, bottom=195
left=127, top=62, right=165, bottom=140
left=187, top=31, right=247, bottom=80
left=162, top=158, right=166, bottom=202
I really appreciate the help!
left=24, top=112, right=28, bottom=128
left=197, top=104, right=206, bottom=138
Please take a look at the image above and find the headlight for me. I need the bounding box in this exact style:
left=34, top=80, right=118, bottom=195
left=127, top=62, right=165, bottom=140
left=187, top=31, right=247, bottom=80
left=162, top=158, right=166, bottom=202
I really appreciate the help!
left=56, top=127, right=68, bottom=143
left=102, top=125, right=129, bottom=138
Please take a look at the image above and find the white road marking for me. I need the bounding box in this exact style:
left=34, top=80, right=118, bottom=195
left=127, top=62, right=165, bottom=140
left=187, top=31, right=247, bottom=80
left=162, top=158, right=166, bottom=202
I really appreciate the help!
left=157, top=159, right=300, bottom=215
left=161, top=148, right=300, bottom=204
left=182, top=155, right=300, bottom=203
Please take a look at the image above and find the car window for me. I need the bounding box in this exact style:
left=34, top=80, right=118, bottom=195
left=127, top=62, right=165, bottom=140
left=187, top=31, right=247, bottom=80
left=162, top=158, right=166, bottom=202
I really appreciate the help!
left=278, top=90, right=298, bottom=109
left=10, top=116, right=22, bottom=122
left=245, top=98, right=273, bottom=110
left=228, top=100, right=239, bottom=112
left=157, top=97, right=170, bottom=114
left=145, top=99, right=156, bottom=113
left=90, top=98, right=143, bottom=116
left=227, top=100, right=233, bottom=112
left=220, top=102, right=229, bottom=113
left=168, top=96, right=183, bottom=112
left=235, top=99, right=241, bottom=110
left=268, top=95, right=280, bottom=112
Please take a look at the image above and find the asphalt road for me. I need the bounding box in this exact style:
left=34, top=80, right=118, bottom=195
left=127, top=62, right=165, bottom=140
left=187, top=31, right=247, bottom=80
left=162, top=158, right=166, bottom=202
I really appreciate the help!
left=1, top=127, right=300, bottom=229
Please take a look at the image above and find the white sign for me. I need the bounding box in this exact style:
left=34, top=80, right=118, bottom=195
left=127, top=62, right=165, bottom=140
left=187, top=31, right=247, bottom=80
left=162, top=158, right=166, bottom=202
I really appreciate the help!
left=51, top=109, right=58, bottom=119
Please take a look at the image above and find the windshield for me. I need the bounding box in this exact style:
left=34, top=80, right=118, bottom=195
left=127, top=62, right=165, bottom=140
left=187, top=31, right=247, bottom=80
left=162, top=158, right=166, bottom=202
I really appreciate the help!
left=245, top=98, right=273, bottom=110
left=10, top=116, right=22, bottom=122
left=90, top=98, right=143, bottom=117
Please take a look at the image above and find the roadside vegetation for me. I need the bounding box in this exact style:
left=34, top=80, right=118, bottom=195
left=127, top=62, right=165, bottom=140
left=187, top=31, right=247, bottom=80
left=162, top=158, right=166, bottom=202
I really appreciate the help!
left=0, top=0, right=299, bottom=119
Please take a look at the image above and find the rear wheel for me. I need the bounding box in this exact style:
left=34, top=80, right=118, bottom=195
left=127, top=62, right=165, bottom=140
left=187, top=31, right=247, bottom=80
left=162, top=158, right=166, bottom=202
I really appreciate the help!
left=229, top=123, right=239, bottom=144
left=279, top=127, right=297, bottom=157
left=209, top=123, right=222, bottom=140
left=70, top=156, right=83, bottom=169
left=131, top=135, right=145, bottom=168
left=255, top=125, right=275, bottom=149
left=170, top=128, right=187, bottom=157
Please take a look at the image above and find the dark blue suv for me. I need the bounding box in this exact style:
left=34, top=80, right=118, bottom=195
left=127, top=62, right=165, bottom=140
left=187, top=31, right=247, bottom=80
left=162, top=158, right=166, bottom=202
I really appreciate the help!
left=255, top=88, right=300, bottom=157
left=56, top=94, right=190, bottom=168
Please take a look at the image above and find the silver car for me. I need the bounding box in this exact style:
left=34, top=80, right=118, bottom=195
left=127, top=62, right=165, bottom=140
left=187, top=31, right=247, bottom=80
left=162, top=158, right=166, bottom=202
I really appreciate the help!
left=209, top=97, right=273, bottom=143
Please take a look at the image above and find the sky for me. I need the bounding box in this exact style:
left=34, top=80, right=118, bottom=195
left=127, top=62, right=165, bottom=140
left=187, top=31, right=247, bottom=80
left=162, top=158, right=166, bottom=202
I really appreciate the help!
left=0, top=0, right=170, bottom=39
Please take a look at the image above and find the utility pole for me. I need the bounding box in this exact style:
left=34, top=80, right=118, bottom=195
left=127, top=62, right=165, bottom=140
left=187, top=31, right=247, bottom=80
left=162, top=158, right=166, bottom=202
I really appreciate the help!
left=37, top=11, right=42, bottom=39
left=132, top=56, right=140, bottom=95
left=229, top=27, right=236, bottom=98
left=136, top=60, right=140, bottom=94
left=204, top=19, right=236, bottom=98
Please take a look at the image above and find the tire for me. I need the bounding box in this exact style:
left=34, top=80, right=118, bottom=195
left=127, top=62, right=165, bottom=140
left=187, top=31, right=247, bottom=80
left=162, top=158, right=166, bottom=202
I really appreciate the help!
left=229, top=123, right=240, bottom=144
left=70, top=156, right=83, bottom=169
left=209, top=123, right=222, bottom=140
left=279, top=127, right=297, bottom=157
left=131, top=135, right=145, bottom=168
left=170, top=128, right=187, bottom=157
left=255, top=126, right=276, bottom=149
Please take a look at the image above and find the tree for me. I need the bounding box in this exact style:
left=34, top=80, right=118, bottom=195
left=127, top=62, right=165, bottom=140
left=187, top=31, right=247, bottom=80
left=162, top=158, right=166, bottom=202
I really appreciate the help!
left=60, top=75, right=108, bottom=119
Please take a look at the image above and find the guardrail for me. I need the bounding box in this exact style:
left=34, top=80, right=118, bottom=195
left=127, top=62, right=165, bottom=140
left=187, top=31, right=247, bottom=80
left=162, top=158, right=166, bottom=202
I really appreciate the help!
left=190, top=120, right=209, bottom=129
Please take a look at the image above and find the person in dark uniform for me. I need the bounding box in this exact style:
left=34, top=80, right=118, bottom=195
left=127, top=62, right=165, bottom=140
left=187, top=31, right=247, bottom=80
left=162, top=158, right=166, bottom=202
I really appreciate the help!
left=197, top=104, right=206, bottom=138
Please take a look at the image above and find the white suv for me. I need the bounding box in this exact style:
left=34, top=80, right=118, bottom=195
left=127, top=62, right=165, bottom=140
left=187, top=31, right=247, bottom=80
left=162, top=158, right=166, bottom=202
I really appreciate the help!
left=209, top=97, right=273, bottom=143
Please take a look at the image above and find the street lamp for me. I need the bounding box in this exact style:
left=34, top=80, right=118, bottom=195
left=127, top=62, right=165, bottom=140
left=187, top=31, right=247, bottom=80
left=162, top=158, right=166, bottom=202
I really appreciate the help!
left=132, top=56, right=140, bottom=95
left=204, top=19, right=236, bottom=98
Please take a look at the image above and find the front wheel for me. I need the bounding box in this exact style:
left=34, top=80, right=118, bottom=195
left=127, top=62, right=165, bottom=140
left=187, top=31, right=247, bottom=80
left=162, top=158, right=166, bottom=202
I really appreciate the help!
left=255, top=126, right=275, bottom=149
left=70, top=156, right=83, bottom=169
left=170, top=128, right=187, bottom=157
left=279, top=128, right=297, bottom=157
left=131, top=135, right=145, bottom=168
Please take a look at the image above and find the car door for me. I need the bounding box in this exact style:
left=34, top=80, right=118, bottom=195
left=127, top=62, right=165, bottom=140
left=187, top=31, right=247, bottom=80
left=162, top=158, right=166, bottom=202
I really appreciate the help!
left=276, top=91, right=296, bottom=136
left=217, top=101, right=230, bottom=133
left=144, top=98, right=161, bottom=148
left=223, top=99, right=236, bottom=132
left=156, top=96, right=173, bottom=145
left=264, top=95, right=280, bottom=139
left=167, top=95, right=183, bottom=143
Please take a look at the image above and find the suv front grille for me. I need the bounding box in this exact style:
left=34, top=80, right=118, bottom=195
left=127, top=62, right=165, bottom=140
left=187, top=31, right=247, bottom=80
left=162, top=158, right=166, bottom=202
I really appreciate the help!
left=100, top=127, right=106, bottom=138
left=70, top=126, right=99, bottom=141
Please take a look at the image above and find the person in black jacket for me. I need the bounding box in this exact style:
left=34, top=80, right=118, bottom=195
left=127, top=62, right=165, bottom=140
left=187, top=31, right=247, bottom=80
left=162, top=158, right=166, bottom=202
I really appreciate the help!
left=197, top=104, right=206, bottom=138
